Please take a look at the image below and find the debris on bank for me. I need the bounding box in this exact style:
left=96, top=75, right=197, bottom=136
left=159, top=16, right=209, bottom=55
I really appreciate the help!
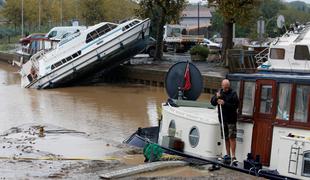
left=0, top=124, right=255, bottom=179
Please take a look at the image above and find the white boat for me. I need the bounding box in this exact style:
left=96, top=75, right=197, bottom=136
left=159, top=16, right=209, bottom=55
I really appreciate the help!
left=126, top=22, right=310, bottom=179
left=20, top=19, right=150, bottom=89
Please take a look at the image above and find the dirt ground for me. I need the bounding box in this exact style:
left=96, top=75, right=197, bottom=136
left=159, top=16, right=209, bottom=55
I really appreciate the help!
left=0, top=124, right=262, bottom=179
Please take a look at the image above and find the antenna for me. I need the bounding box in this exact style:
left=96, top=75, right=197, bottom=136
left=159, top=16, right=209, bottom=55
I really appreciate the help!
left=277, top=15, right=286, bottom=31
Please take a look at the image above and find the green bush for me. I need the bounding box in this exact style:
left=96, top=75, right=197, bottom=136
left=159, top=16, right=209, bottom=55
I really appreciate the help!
left=189, top=45, right=209, bottom=58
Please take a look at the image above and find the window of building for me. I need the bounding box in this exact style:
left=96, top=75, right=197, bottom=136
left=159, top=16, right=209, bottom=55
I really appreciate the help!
left=189, top=127, right=199, bottom=148
left=242, top=81, right=255, bottom=116
left=294, top=85, right=310, bottom=123
left=270, top=48, right=285, bottom=59
left=276, top=83, right=292, bottom=120
left=294, top=45, right=310, bottom=60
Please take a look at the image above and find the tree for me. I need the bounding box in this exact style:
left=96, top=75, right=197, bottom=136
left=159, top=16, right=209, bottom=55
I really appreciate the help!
left=208, top=0, right=260, bottom=65
left=136, top=0, right=187, bottom=60
left=1, top=0, right=21, bottom=31
left=103, top=0, right=137, bottom=22
left=80, top=0, right=105, bottom=25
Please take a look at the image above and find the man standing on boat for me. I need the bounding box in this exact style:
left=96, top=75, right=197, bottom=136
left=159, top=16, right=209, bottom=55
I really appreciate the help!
left=211, top=79, right=239, bottom=163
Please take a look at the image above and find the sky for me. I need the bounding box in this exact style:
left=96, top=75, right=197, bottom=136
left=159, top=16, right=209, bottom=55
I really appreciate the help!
left=188, top=0, right=310, bottom=4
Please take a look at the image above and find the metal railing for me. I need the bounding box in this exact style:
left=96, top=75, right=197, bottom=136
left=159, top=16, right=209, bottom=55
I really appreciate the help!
left=255, top=48, right=269, bottom=65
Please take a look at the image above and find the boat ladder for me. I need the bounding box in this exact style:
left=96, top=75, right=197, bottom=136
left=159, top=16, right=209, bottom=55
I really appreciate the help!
left=288, top=142, right=304, bottom=175
left=30, top=50, right=46, bottom=72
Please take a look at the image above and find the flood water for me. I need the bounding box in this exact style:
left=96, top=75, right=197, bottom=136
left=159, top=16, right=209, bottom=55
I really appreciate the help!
left=0, top=62, right=211, bottom=143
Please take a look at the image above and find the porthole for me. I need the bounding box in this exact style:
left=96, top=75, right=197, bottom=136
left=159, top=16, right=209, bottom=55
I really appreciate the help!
left=189, top=126, right=199, bottom=148
left=168, top=120, right=176, bottom=136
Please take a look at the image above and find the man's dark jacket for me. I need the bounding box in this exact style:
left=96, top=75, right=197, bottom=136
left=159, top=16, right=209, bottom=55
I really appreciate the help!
left=210, top=88, right=239, bottom=124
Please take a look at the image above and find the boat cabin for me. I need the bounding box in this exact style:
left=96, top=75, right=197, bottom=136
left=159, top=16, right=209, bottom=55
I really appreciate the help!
left=226, top=23, right=310, bottom=179
left=227, top=71, right=310, bottom=179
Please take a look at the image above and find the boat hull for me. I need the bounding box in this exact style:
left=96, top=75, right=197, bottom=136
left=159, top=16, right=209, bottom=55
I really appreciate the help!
left=124, top=126, right=297, bottom=180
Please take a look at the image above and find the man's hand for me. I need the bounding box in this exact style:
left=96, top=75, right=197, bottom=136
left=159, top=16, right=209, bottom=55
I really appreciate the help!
left=216, top=92, right=221, bottom=98
left=217, top=99, right=224, bottom=105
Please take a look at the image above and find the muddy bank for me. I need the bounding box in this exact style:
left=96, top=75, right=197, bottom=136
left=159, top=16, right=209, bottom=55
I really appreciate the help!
left=0, top=124, right=261, bottom=179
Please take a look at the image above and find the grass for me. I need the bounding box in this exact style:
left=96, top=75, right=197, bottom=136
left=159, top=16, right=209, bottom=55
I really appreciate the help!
left=0, top=35, right=20, bottom=52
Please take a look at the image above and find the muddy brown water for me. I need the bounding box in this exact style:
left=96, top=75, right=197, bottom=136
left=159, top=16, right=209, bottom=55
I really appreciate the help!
left=0, top=62, right=211, bottom=143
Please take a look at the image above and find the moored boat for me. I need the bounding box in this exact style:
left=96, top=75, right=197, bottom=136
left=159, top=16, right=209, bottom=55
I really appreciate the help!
left=125, top=22, right=310, bottom=179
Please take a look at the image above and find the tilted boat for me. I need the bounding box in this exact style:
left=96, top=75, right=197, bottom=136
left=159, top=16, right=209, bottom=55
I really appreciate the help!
left=125, top=22, right=310, bottom=180
left=20, top=19, right=150, bottom=89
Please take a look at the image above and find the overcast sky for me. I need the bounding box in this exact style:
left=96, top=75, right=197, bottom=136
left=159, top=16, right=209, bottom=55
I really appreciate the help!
left=188, top=0, right=310, bottom=4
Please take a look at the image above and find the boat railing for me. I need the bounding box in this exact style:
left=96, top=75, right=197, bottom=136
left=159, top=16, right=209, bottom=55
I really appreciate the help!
left=255, top=48, right=269, bottom=65
left=21, top=38, right=58, bottom=57
left=29, top=50, right=45, bottom=72
left=227, top=49, right=258, bottom=73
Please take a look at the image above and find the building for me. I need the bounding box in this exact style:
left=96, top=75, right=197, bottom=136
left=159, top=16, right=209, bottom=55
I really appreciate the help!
left=180, top=4, right=212, bottom=35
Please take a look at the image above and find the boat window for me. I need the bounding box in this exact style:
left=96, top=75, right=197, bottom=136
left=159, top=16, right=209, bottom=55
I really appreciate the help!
left=168, top=120, right=176, bottom=136
left=276, top=83, right=291, bottom=120
left=302, top=151, right=310, bottom=177
left=189, top=127, right=199, bottom=148
left=108, top=24, right=117, bottom=29
left=294, top=85, right=310, bottom=123
left=242, top=81, right=255, bottom=116
left=122, top=23, right=135, bottom=31
left=86, top=24, right=117, bottom=43
left=294, top=45, right=310, bottom=60
left=259, top=85, right=273, bottom=114
left=230, top=80, right=240, bottom=97
left=54, top=61, right=62, bottom=68
left=97, top=24, right=110, bottom=36
left=90, top=31, right=99, bottom=40
left=48, top=31, right=57, bottom=38
left=270, top=48, right=285, bottom=59
left=51, top=51, right=81, bottom=70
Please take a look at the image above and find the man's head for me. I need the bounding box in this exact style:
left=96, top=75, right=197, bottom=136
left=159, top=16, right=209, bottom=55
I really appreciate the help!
left=221, top=79, right=230, bottom=92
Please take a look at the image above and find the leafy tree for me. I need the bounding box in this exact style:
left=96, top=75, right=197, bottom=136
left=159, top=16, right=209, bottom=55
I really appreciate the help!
left=280, top=3, right=310, bottom=25
left=136, top=0, right=187, bottom=60
left=208, top=0, right=260, bottom=65
left=209, top=10, right=223, bottom=37
left=103, top=0, right=137, bottom=22
left=80, top=0, right=105, bottom=25
left=1, top=0, right=21, bottom=31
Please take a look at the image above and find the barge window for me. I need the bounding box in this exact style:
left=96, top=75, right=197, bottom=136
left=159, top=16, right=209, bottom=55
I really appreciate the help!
left=294, top=45, right=310, bottom=60
left=230, top=80, right=240, bottom=97
left=302, top=151, right=310, bottom=177
left=276, top=83, right=291, bottom=120
left=260, top=85, right=273, bottom=114
left=168, top=120, right=176, bottom=136
left=294, top=85, right=310, bottom=123
left=270, top=48, right=285, bottom=59
left=242, top=82, right=255, bottom=116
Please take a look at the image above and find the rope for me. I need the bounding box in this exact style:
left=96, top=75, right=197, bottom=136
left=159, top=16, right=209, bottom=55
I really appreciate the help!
left=0, top=156, right=119, bottom=161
